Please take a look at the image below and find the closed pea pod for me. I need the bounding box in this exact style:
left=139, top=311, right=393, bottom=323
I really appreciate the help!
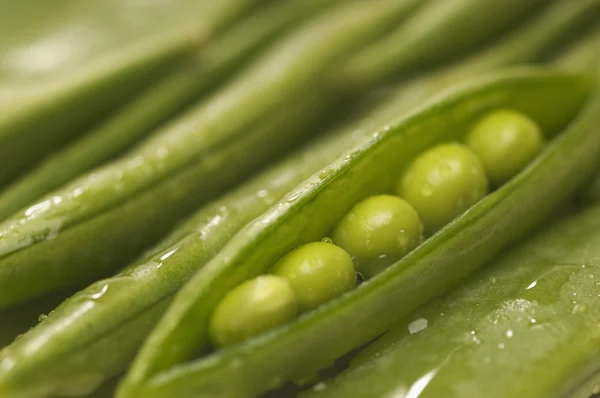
left=0, top=0, right=420, bottom=310
left=0, top=0, right=261, bottom=186
left=0, top=0, right=346, bottom=221
left=332, top=195, right=422, bottom=279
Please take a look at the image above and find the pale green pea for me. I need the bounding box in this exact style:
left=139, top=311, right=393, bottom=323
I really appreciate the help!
left=271, top=242, right=355, bottom=312
left=397, top=143, right=488, bottom=233
left=332, top=195, right=423, bottom=279
left=209, top=275, right=298, bottom=348
left=466, top=109, right=544, bottom=187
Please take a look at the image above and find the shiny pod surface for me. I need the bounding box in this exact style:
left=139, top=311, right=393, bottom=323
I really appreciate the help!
left=0, top=0, right=345, bottom=221
left=118, top=70, right=596, bottom=398
left=308, top=201, right=600, bottom=398
left=0, top=0, right=417, bottom=309
left=0, top=80, right=407, bottom=398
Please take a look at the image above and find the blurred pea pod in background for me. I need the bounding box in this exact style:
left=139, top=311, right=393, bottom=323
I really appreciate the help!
left=0, top=0, right=263, bottom=187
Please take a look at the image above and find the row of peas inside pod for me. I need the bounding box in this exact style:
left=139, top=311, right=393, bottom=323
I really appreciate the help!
left=209, top=108, right=544, bottom=348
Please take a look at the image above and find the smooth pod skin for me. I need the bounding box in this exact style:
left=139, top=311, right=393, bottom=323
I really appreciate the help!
left=0, top=0, right=260, bottom=186
left=397, top=143, right=488, bottom=233
left=0, top=0, right=345, bottom=221
left=0, top=93, right=377, bottom=398
left=117, top=71, right=595, bottom=398
left=209, top=276, right=298, bottom=348
left=334, top=0, right=549, bottom=89
left=384, top=0, right=600, bottom=116
left=466, top=109, right=543, bottom=186
left=309, top=202, right=600, bottom=398
left=271, top=242, right=356, bottom=312
left=0, top=0, right=418, bottom=310
left=332, top=195, right=422, bottom=279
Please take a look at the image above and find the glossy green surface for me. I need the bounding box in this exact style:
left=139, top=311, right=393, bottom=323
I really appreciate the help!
left=0, top=0, right=259, bottom=185
left=272, top=242, right=356, bottom=312
left=0, top=91, right=340, bottom=398
left=0, top=0, right=342, bottom=221
left=0, top=70, right=410, bottom=398
left=308, top=202, right=600, bottom=398
left=209, top=276, right=298, bottom=348
left=398, top=143, right=488, bottom=233
left=0, top=0, right=415, bottom=310
left=466, top=109, right=543, bottom=186
left=332, top=195, right=422, bottom=279
left=118, top=71, right=594, bottom=398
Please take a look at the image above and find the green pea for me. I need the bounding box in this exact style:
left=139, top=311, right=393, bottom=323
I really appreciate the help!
left=209, top=275, right=298, bottom=348
left=332, top=195, right=423, bottom=279
left=397, top=143, right=488, bottom=233
left=271, top=242, right=356, bottom=312
left=466, top=109, right=544, bottom=186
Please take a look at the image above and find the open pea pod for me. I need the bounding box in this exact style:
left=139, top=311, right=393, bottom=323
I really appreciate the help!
left=0, top=0, right=420, bottom=310
left=4, top=5, right=594, bottom=394
left=0, top=0, right=260, bottom=186
left=306, top=201, right=600, bottom=398
left=117, top=69, right=598, bottom=398
left=0, top=0, right=346, bottom=221
left=0, top=97, right=383, bottom=398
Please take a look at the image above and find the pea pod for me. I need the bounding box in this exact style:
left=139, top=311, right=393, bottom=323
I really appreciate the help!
left=3, top=3, right=594, bottom=395
left=333, top=0, right=549, bottom=90
left=0, top=94, right=384, bottom=398
left=0, top=0, right=421, bottom=310
left=381, top=0, right=600, bottom=116
left=0, top=0, right=260, bottom=186
left=555, top=24, right=600, bottom=71
left=118, top=69, right=596, bottom=398
left=307, top=201, right=600, bottom=398
left=0, top=0, right=344, bottom=221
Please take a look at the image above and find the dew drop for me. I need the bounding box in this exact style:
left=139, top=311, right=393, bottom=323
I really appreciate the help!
left=505, top=329, right=513, bottom=338
left=38, top=314, right=47, bottom=322
left=572, top=303, right=587, bottom=314
left=321, top=237, right=333, bottom=244
left=408, top=318, right=428, bottom=334
left=313, top=382, right=327, bottom=392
